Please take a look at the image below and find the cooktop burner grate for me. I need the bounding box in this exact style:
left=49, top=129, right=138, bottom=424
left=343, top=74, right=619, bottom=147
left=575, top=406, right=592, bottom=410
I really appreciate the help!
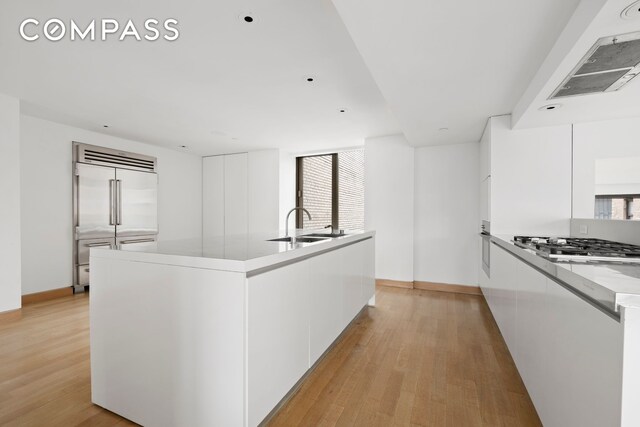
left=513, top=236, right=640, bottom=262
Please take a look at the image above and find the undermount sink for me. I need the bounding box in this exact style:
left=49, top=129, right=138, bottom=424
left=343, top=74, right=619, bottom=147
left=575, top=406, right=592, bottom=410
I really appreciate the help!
left=267, top=236, right=329, bottom=243
left=304, top=233, right=348, bottom=238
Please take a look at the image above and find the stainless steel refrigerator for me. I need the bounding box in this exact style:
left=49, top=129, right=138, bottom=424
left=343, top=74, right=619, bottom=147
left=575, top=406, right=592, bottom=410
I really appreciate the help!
left=73, top=142, right=158, bottom=292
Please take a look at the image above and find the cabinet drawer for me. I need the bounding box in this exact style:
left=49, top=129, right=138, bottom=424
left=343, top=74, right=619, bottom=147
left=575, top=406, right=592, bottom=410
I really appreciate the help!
left=77, top=238, right=115, bottom=265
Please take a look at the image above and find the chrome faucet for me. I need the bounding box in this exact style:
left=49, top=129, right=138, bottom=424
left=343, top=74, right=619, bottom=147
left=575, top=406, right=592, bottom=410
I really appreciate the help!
left=285, top=207, right=311, bottom=241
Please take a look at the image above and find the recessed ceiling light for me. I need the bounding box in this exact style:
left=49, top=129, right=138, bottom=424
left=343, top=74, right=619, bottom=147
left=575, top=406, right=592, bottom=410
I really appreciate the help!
left=103, top=125, right=109, bottom=128
left=621, top=1, right=640, bottom=19
left=238, top=13, right=255, bottom=23
left=178, top=145, right=188, bottom=149
left=339, top=108, right=347, bottom=113
left=306, top=77, right=314, bottom=82
left=439, top=127, right=449, bottom=131
left=539, top=103, right=562, bottom=111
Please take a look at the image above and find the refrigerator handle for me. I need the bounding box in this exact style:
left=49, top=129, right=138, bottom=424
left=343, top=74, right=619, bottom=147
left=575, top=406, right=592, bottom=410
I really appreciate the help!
left=116, top=180, right=123, bottom=225
left=109, top=179, right=115, bottom=225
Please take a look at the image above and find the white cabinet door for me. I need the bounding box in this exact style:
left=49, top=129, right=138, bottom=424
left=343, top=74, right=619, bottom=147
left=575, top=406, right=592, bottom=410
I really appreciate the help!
left=489, top=244, right=518, bottom=352
left=224, top=153, right=248, bottom=236
left=361, top=238, right=375, bottom=306
left=247, top=261, right=310, bottom=427
left=480, top=176, right=490, bottom=222
left=308, top=249, right=344, bottom=365
left=202, top=156, right=224, bottom=239
left=341, top=242, right=364, bottom=326
left=513, top=261, right=548, bottom=418
left=480, top=120, right=490, bottom=180
left=247, top=150, right=279, bottom=234
left=543, top=280, right=623, bottom=427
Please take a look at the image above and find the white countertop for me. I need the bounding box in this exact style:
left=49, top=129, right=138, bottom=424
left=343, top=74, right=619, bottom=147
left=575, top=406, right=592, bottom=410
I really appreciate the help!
left=492, top=234, right=640, bottom=312
left=91, top=229, right=375, bottom=274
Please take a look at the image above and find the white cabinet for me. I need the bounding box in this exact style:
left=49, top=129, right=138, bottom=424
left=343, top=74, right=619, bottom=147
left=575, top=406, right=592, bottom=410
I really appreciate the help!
left=247, top=259, right=310, bottom=427
left=224, top=153, right=248, bottom=236
left=308, top=238, right=375, bottom=365
left=543, top=277, right=623, bottom=427
left=341, top=242, right=364, bottom=325
left=480, top=176, right=490, bottom=222
left=247, top=150, right=280, bottom=234
left=489, top=244, right=518, bottom=352
left=308, top=249, right=344, bottom=364
left=361, top=237, right=375, bottom=306
left=203, top=151, right=279, bottom=238
left=203, top=156, right=224, bottom=238
left=203, top=153, right=249, bottom=238
left=513, top=260, right=548, bottom=418
left=247, top=237, right=375, bottom=425
left=489, top=243, right=624, bottom=427
left=479, top=119, right=491, bottom=181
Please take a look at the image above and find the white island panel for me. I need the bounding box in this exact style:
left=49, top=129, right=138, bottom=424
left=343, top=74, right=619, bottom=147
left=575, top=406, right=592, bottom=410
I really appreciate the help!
left=247, top=260, right=311, bottom=426
left=90, top=257, right=246, bottom=427
left=308, top=248, right=344, bottom=365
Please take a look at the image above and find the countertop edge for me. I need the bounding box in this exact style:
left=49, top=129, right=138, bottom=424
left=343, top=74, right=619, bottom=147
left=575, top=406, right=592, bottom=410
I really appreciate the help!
left=490, top=235, right=621, bottom=320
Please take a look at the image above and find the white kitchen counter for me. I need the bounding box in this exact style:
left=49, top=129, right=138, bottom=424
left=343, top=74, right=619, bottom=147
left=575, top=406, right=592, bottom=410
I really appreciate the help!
left=487, top=234, right=640, bottom=427
left=91, top=229, right=375, bottom=273
left=492, top=234, right=640, bottom=314
left=89, top=230, right=376, bottom=427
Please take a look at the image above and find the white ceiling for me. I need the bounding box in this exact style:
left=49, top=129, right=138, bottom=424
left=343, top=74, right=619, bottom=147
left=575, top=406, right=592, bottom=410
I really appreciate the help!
left=0, top=0, right=400, bottom=155
left=5, top=0, right=631, bottom=154
left=513, top=0, right=640, bottom=129
left=331, top=0, right=581, bottom=146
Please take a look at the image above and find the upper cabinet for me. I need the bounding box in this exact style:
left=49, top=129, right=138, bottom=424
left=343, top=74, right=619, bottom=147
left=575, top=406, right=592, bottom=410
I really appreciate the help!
left=481, top=115, right=572, bottom=236
left=480, top=119, right=491, bottom=181
left=480, top=120, right=492, bottom=223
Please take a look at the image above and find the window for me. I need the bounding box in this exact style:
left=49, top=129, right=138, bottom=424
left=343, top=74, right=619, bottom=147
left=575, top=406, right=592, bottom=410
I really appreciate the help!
left=595, top=195, right=640, bottom=220
left=296, top=149, right=365, bottom=230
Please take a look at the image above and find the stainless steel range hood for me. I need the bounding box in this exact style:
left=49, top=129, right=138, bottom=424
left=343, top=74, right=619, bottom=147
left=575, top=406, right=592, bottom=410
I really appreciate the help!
left=550, top=31, right=640, bottom=99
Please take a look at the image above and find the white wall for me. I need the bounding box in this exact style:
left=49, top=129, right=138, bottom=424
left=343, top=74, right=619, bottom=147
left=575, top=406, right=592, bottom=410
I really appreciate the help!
left=0, top=94, right=22, bottom=312
left=364, top=134, right=414, bottom=282
left=20, top=115, right=202, bottom=295
left=490, top=115, right=572, bottom=236
left=573, top=117, right=640, bottom=218
left=414, top=143, right=479, bottom=286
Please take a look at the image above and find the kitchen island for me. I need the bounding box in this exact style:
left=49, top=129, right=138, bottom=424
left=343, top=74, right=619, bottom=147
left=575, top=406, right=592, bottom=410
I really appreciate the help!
left=89, top=230, right=375, bottom=427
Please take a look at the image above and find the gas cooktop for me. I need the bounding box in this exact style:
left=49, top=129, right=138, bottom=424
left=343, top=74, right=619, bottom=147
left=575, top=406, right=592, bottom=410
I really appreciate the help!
left=513, top=236, right=640, bottom=264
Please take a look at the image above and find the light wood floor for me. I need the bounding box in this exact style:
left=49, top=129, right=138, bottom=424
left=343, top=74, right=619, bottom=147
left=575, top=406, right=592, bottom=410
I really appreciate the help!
left=267, top=287, right=541, bottom=427
left=0, top=287, right=540, bottom=426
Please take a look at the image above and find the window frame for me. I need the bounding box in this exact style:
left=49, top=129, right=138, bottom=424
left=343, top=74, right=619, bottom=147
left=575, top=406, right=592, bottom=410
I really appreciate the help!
left=295, top=153, right=339, bottom=230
